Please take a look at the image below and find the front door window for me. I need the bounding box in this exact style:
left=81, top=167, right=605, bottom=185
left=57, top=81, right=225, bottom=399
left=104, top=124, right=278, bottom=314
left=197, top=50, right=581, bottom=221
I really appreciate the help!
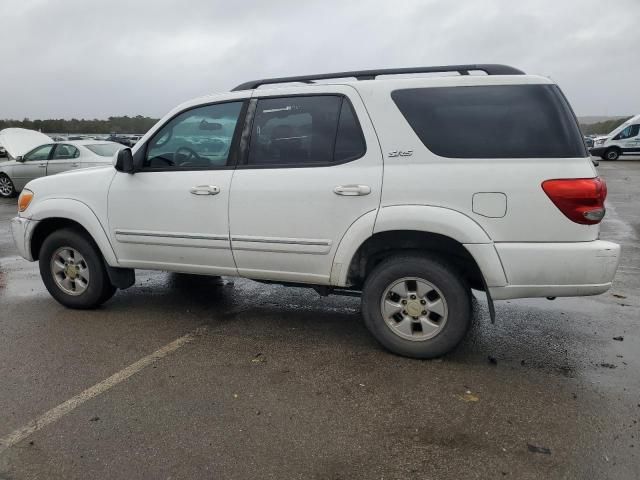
left=145, top=102, right=244, bottom=170
left=24, top=144, right=54, bottom=161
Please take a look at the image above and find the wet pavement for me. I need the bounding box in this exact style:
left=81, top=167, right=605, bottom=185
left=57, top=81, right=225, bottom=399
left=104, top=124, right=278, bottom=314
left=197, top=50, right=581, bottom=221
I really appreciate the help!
left=0, top=160, right=638, bottom=479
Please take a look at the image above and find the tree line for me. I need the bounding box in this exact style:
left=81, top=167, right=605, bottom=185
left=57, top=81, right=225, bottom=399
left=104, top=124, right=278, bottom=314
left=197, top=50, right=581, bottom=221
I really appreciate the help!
left=0, top=114, right=631, bottom=137
left=580, top=117, right=631, bottom=136
left=0, top=115, right=159, bottom=134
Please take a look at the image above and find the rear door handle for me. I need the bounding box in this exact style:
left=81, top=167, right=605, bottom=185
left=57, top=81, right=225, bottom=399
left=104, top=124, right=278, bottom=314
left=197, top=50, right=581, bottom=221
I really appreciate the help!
left=71, top=163, right=79, bottom=167
left=334, top=184, right=371, bottom=196
left=190, top=185, right=220, bottom=195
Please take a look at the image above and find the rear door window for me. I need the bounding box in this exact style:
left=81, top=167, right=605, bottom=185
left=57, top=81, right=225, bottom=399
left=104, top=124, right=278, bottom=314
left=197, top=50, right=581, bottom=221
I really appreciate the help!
left=391, top=84, right=587, bottom=158
left=247, top=95, right=365, bottom=167
left=52, top=144, right=80, bottom=159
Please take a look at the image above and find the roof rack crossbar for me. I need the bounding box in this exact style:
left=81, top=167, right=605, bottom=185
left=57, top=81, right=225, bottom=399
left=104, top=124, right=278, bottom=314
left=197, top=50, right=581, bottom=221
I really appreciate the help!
left=231, top=64, right=524, bottom=91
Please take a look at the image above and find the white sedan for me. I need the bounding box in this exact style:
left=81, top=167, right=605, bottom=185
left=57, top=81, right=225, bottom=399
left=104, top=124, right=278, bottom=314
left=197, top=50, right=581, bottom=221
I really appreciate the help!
left=0, top=128, right=123, bottom=197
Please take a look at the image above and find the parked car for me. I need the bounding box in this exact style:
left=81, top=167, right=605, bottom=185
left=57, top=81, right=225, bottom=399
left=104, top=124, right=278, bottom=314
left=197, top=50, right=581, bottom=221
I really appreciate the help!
left=590, top=114, right=640, bottom=160
left=0, top=144, right=7, bottom=158
left=0, top=128, right=123, bottom=197
left=10, top=64, right=620, bottom=358
left=106, top=134, right=133, bottom=147
left=583, top=135, right=594, bottom=148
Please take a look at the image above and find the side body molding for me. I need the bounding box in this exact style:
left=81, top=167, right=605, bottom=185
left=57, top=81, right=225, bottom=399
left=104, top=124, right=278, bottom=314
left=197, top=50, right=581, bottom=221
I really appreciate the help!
left=331, top=205, right=507, bottom=287
left=27, top=198, right=119, bottom=266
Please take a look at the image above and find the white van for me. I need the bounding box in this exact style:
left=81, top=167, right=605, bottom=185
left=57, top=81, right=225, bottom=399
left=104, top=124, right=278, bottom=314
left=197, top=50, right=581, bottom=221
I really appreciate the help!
left=590, top=114, right=640, bottom=160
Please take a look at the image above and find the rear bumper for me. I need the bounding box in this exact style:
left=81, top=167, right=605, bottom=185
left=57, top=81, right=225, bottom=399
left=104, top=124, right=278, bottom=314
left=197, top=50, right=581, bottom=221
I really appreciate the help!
left=10, top=216, right=38, bottom=261
left=490, top=240, right=620, bottom=300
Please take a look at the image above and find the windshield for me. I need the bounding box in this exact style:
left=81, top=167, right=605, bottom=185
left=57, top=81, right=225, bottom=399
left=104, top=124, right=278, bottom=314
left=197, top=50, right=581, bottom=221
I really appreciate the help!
left=85, top=143, right=123, bottom=157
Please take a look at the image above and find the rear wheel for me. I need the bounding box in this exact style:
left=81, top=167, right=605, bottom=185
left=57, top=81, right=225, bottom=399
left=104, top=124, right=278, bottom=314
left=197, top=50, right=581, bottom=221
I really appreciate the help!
left=0, top=174, right=16, bottom=198
left=39, top=228, right=116, bottom=309
left=361, top=254, right=471, bottom=358
left=604, top=148, right=620, bottom=161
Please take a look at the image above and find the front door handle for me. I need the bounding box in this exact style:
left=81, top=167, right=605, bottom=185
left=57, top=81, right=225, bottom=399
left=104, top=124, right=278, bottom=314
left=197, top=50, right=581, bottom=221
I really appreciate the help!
left=190, top=185, right=220, bottom=196
left=334, top=184, right=371, bottom=196
left=71, top=162, right=79, bottom=167
left=38, top=163, right=47, bottom=168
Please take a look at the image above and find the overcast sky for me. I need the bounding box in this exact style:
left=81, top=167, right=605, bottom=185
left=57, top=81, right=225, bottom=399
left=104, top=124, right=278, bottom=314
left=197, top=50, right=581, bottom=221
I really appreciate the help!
left=1, top=0, right=638, bottom=119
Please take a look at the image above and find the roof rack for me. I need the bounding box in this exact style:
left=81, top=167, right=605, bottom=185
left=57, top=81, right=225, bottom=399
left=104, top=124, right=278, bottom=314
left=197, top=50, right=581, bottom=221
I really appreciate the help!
left=231, top=64, right=525, bottom=91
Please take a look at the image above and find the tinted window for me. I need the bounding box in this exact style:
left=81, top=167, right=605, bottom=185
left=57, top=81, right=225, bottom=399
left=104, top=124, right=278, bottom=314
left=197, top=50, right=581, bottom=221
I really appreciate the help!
left=24, top=144, right=54, bottom=161
left=145, top=102, right=244, bottom=169
left=52, top=144, right=79, bottom=160
left=335, top=99, right=366, bottom=162
left=85, top=143, right=123, bottom=157
left=391, top=85, right=586, bottom=158
left=247, top=96, right=365, bottom=167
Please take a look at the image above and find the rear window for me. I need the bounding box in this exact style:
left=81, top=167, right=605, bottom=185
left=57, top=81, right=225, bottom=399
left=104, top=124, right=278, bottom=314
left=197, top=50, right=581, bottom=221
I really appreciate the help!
left=85, top=143, right=123, bottom=157
left=391, top=84, right=586, bottom=158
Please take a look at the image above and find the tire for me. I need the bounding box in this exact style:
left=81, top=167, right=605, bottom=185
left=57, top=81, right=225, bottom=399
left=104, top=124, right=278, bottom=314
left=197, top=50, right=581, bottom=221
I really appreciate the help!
left=0, top=173, right=16, bottom=198
left=361, top=254, right=471, bottom=359
left=39, top=228, right=116, bottom=309
left=604, top=148, right=620, bottom=161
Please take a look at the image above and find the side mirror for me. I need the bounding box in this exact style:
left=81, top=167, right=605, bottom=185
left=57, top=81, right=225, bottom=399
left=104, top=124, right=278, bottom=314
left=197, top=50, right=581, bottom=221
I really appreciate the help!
left=114, top=148, right=135, bottom=173
left=15, top=156, right=24, bottom=162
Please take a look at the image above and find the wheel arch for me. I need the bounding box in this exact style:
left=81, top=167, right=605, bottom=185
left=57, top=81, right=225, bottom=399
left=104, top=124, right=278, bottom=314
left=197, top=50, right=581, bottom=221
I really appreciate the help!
left=343, top=230, right=487, bottom=290
left=28, top=198, right=118, bottom=265
left=331, top=205, right=507, bottom=289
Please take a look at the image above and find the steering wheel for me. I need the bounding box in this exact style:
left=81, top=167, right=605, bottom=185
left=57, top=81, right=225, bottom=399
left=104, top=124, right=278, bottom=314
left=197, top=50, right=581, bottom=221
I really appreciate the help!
left=174, top=146, right=202, bottom=165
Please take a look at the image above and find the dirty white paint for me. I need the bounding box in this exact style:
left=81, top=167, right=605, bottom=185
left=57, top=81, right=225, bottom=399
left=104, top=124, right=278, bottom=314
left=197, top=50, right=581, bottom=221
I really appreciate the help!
left=0, top=327, right=206, bottom=454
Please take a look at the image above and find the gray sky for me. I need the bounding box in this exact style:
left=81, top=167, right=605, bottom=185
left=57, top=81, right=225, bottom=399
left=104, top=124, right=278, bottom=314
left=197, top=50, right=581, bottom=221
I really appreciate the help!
left=1, top=0, right=638, bottom=119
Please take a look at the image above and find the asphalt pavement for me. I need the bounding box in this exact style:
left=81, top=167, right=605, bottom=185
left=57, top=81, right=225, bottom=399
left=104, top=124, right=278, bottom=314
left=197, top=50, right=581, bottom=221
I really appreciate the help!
left=0, top=159, right=638, bottom=479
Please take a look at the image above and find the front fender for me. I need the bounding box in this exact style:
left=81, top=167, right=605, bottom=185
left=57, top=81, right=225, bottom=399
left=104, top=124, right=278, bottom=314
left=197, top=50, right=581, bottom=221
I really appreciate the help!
left=26, top=198, right=119, bottom=266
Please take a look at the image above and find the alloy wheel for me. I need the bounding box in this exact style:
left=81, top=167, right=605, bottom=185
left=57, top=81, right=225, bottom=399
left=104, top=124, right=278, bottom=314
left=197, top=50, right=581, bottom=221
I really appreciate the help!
left=50, top=247, right=91, bottom=295
left=380, top=277, right=448, bottom=341
left=0, top=176, right=13, bottom=197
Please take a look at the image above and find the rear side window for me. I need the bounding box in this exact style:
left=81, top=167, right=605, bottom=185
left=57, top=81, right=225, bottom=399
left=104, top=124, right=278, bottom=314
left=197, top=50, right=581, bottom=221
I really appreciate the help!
left=391, top=85, right=586, bottom=158
left=247, top=95, right=365, bottom=167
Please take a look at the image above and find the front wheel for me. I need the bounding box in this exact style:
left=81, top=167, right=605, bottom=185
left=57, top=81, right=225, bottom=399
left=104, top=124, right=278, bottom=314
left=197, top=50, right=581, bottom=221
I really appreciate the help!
left=604, top=148, right=620, bottom=161
left=39, top=228, right=116, bottom=309
left=0, top=174, right=16, bottom=198
left=361, top=254, right=471, bottom=358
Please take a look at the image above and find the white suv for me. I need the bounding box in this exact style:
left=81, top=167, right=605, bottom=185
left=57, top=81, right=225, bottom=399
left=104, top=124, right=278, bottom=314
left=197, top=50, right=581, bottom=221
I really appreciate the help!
left=11, top=64, right=620, bottom=358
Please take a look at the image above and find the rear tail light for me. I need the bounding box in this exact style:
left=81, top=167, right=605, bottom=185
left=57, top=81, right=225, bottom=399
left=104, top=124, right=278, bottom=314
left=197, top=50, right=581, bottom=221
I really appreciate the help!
left=541, top=177, right=607, bottom=225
